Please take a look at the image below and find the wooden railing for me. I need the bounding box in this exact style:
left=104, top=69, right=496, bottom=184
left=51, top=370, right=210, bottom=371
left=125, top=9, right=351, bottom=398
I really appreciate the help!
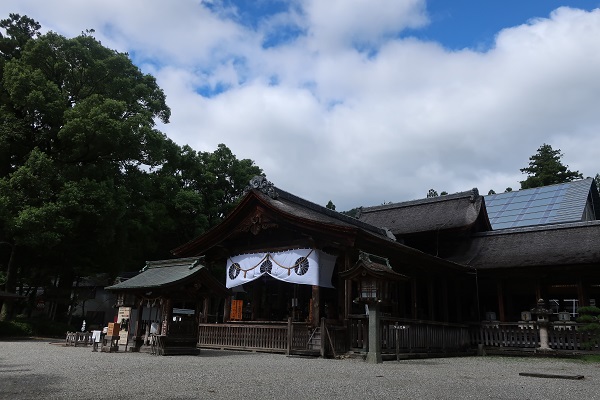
left=348, top=315, right=470, bottom=354
left=472, top=323, right=599, bottom=351
left=198, top=320, right=311, bottom=354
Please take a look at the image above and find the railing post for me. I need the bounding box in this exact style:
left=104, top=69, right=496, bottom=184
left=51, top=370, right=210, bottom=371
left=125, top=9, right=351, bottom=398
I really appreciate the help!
left=320, top=317, right=326, bottom=358
left=286, top=317, right=292, bottom=355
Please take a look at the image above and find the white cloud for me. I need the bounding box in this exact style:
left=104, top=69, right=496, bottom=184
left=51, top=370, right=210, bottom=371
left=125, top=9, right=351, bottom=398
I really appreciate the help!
left=1, top=2, right=599, bottom=210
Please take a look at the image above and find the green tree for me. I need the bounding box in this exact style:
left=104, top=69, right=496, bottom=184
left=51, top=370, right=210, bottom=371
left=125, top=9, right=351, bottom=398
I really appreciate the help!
left=488, top=190, right=496, bottom=195
left=0, top=15, right=263, bottom=322
left=326, top=200, right=336, bottom=211
left=0, top=15, right=171, bottom=320
left=427, top=189, right=438, bottom=198
left=520, top=144, right=583, bottom=189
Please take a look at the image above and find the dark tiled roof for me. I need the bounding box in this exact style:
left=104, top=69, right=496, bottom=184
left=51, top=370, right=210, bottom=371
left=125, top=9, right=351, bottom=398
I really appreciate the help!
left=106, top=257, right=206, bottom=290
left=356, top=189, right=489, bottom=235
left=258, top=187, right=393, bottom=239
left=448, top=221, right=600, bottom=269
left=485, top=178, right=600, bottom=230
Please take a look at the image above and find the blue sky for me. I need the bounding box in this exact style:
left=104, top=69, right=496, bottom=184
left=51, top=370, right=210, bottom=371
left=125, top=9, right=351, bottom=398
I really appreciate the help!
left=1, top=1, right=600, bottom=210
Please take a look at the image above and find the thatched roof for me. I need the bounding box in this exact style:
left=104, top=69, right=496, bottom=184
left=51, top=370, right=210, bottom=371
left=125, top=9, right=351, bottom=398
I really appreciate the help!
left=448, top=220, right=600, bottom=269
left=356, top=189, right=491, bottom=236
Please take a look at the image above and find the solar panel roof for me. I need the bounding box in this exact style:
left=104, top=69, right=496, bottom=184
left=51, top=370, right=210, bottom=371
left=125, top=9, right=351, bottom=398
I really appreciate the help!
left=485, top=178, right=595, bottom=230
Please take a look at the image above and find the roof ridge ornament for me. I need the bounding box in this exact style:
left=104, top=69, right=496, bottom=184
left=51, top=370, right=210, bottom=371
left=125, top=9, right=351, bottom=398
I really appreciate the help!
left=470, top=188, right=479, bottom=202
left=244, top=176, right=279, bottom=199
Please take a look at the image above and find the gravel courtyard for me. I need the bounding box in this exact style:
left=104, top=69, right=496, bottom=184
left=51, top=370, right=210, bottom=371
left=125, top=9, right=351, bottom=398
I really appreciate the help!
left=0, top=339, right=599, bottom=399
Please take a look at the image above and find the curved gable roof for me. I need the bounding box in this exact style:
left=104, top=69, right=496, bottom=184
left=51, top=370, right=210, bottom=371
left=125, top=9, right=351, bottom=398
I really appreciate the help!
left=106, top=257, right=229, bottom=296
left=356, top=189, right=491, bottom=236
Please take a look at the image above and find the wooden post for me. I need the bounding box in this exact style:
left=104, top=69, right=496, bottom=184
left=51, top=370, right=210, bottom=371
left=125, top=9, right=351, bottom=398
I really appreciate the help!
left=428, top=280, right=435, bottom=321
left=411, top=278, right=418, bottom=320
left=577, top=276, right=587, bottom=307
left=344, top=253, right=352, bottom=319
left=312, top=285, right=320, bottom=327
left=320, top=317, right=326, bottom=358
left=162, top=298, right=172, bottom=335
left=497, top=280, right=506, bottom=322
left=203, top=297, right=211, bottom=323
left=535, top=279, right=543, bottom=303
left=286, top=317, right=292, bottom=355
left=251, top=282, right=261, bottom=320
left=223, top=296, right=231, bottom=322
left=131, top=300, right=145, bottom=351
left=442, top=279, right=449, bottom=322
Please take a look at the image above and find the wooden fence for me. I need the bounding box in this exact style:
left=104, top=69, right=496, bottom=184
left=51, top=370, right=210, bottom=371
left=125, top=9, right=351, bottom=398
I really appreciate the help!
left=472, top=323, right=599, bottom=351
left=198, top=319, right=311, bottom=354
left=348, top=315, right=470, bottom=354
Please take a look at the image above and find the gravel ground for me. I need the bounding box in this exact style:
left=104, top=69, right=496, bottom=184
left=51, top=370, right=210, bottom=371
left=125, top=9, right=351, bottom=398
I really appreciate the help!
left=0, top=340, right=599, bottom=400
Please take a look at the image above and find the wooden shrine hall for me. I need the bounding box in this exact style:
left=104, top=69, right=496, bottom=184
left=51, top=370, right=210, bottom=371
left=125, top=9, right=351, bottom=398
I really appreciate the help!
left=106, top=257, right=229, bottom=355
left=107, top=176, right=600, bottom=360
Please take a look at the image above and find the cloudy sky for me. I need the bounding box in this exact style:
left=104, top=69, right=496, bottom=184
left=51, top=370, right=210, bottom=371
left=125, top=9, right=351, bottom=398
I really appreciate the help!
left=2, top=1, right=600, bottom=211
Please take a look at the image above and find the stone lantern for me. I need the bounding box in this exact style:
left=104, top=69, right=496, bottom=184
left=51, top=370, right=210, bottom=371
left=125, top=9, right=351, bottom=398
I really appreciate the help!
left=340, top=252, right=407, bottom=364
left=530, top=298, right=554, bottom=352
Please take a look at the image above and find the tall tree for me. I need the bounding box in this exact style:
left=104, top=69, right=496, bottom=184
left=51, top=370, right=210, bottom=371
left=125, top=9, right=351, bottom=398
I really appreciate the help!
left=520, top=144, right=583, bottom=189
left=0, top=15, right=171, bottom=320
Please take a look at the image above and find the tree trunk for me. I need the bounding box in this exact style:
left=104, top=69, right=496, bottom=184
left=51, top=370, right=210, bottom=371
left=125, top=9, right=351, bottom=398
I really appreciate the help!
left=0, top=243, right=17, bottom=321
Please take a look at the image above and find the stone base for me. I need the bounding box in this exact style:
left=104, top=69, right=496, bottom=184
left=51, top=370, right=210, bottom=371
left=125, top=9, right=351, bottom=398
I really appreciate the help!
left=366, top=351, right=382, bottom=364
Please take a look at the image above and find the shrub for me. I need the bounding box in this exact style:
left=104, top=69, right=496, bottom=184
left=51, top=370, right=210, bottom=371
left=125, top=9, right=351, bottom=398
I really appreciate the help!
left=576, top=306, right=600, bottom=350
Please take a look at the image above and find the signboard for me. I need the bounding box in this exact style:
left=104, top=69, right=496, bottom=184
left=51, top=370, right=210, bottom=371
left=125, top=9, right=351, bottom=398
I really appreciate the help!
left=117, top=306, right=131, bottom=345
left=230, top=300, right=243, bottom=321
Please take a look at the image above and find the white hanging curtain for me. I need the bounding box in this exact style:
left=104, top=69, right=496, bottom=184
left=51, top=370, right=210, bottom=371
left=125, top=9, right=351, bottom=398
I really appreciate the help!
left=226, top=248, right=337, bottom=289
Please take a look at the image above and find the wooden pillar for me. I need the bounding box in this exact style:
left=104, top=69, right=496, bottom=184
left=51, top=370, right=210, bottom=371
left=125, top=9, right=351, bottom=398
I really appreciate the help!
left=427, top=279, right=435, bottom=321
left=455, top=279, right=463, bottom=322
left=134, top=301, right=144, bottom=338
left=223, top=296, right=231, bottom=322
left=344, top=253, right=352, bottom=319
left=161, top=298, right=172, bottom=335
left=312, top=285, right=320, bottom=326
left=251, top=282, right=261, bottom=320
left=411, top=278, right=418, bottom=319
left=203, top=297, right=211, bottom=323
left=441, top=279, right=449, bottom=322
left=577, top=275, right=587, bottom=307
left=535, top=279, right=542, bottom=302
left=497, top=280, right=506, bottom=322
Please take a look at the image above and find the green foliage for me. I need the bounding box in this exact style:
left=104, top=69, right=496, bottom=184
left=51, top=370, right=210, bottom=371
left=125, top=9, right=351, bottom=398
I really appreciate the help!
left=427, top=189, right=438, bottom=198
left=0, top=319, right=33, bottom=336
left=488, top=190, right=496, bottom=195
left=341, top=207, right=360, bottom=218
left=576, top=306, right=600, bottom=349
left=520, top=144, right=583, bottom=189
left=505, top=187, right=513, bottom=192
left=0, top=14, right=263, bottom=321
left=0, top=316, right=74, bottom=337
left=326, top=200, right=336, bottom=211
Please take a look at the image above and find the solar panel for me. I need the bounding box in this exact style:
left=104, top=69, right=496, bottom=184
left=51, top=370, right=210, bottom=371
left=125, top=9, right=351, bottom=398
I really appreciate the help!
left=484, top=179, right=593, bottom=230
